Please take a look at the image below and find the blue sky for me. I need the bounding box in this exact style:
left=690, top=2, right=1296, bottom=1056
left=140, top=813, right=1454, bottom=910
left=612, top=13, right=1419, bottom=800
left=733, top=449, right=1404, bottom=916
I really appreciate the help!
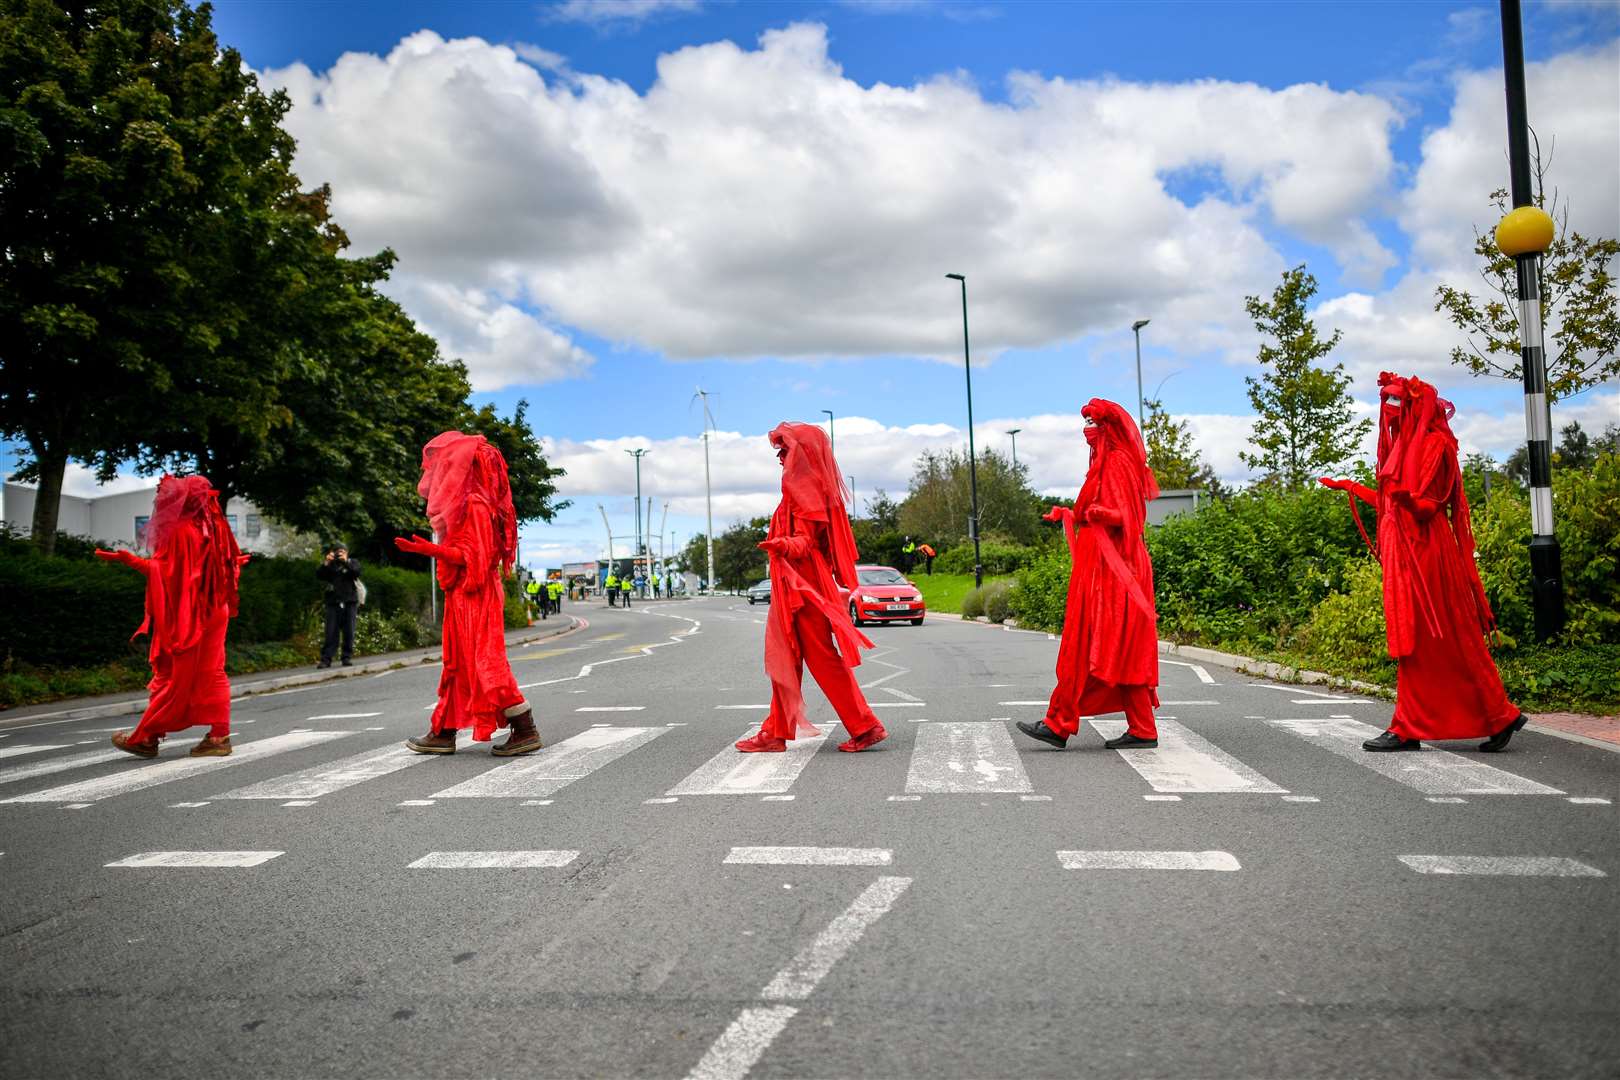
left=11, top=0, right=1618, bottom=569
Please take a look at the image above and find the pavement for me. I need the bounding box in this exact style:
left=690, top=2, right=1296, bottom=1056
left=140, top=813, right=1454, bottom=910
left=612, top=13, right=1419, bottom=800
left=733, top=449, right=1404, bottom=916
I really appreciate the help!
left=0, top=595, right=1615, bottom=1079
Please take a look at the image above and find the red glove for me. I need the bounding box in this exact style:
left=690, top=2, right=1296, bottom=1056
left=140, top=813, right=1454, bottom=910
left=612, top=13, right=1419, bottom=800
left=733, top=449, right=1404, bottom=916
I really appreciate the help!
left=1319, top=477, right=1348, bottom=491
left=94, top=548, right=136, bottom=566
left=1042, top=505, right=1072, bottom=523
left=1084, top=505, right=1121, bottom=527
left=395, top=534, right=443, bottom=558
left=757, top=538, right=786, bottom=553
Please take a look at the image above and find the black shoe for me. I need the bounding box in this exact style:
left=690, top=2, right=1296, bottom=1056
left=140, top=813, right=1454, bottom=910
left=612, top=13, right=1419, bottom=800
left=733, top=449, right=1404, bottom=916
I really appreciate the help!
left=1104, top=732, right=1158, bottom=750
left=317, top=660, right=331, bottom=670
left=1362, top=730, right=1421, bottom=752
left=1015, top=720, right=1067, bottom=749
left=340, top=659, right=353, bottom=667
left=1480, top=713, right=1528, bottom=753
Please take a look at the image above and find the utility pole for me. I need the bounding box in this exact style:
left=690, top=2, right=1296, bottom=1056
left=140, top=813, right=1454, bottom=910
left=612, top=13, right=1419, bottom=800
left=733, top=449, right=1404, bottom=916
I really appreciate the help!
left=946, top=273, right=983, bottom=588
left=1496, top=0, right=1564, bottom=641
left=625, top=449, right=649, bottom=586
left=696, top=388, right=717, bottom=594
left=1131, top=319, right=1151, bottom=429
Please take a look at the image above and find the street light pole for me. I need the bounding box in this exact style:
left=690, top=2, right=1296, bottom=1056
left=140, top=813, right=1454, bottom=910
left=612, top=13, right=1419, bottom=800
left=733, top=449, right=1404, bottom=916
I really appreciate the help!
left=625, top=448, right=649, bottom=583
left=696, top=388, right=717, bottom=594
left=946, top=273, right=983, bottom=589
left=821, top=409, right=835, bottom=457
left=1496, top=0, right=1564, bottom=642
left=1006, top=428, right=1022, bottom=470
left=1132, top=319, right=1151, bottom=429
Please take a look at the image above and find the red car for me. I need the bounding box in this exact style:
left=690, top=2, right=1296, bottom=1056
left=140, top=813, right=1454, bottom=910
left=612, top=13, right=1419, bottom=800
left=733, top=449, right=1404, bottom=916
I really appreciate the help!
left=844, top=564, right=926, bottom=626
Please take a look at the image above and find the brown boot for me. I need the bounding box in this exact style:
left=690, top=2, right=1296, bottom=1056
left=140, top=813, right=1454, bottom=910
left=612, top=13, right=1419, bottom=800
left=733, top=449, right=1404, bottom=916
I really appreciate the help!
left=406, top=729, right=457, bottom=755
left=111, top=730, right=159, bottom=758
left=493, top=707, right=542, bottom=756
left=189, top=734, right=232, bottom=757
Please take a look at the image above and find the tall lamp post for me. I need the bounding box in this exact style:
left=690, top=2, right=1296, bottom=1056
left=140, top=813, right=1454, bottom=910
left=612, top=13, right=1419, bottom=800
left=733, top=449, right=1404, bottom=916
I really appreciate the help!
left=1496, top=0, right=1563, bottom=641
left=1131, top=318, right=1151, bottom=429
left=1006, top=428, right=1022, bottom=470
left=946, top=273, right=983, bottom=588
left=696, top=388, right=717, bottom=593
left=625, top=448, right=649, bottom=582
left=821, top=409, right=836, bottom=456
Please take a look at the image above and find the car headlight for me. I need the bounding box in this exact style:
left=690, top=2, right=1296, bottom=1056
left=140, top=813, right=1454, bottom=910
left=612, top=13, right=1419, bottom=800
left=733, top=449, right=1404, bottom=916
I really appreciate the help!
left=860, top=595, right=881, bottom=603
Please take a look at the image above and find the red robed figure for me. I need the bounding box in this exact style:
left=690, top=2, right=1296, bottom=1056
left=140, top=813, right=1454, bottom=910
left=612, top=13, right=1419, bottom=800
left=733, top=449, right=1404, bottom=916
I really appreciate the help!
left=397, top=432, right=538, bottom=754
left=1034, top=399, right=1160, bottom=745
left=736, top=422, right=886, bottom=754
left=97, top=475, right=245, bottom=756
left=1321, top=374, right=1521, bottom=749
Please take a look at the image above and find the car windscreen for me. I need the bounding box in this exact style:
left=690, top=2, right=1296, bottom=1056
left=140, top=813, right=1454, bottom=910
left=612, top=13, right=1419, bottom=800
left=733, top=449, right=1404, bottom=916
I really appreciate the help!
left=753, top=580, right=771, bottom=590
left=857, top=568, right=907, bottom=585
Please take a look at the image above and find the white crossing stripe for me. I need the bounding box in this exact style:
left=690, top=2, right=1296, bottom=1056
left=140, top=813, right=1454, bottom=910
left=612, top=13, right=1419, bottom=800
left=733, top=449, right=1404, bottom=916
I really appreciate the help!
left=576, top=706, right=646, bottom=712
left=905, top=721, right=1032, bottom=794
left=1058, top=850, right=1241, bottom=871
left=715, top=705, right=770, bottom=710
left=1158, top=700, right=1219, bottom=706
left=1398, top=855, right=1605, bottom=877
left=1268, top=718, right=1563, bottom=795
left=998, top=700, right=1048, bottom=706
left=305, top=713, right=383, bottom=720
left=762, top=876, right=912, bottom=1000
left=1091, top=718, right=1287, bottom=793
left=431, top=726, right=669, bottom=799
left=106, top=850, right=283, bottom=868
left=0, top=749, right=125, bottom=788
left=2, top=731, right=352, bottom=804
left=685, top=1006, right=799, bottom=1080
left=214, top=744, right=427, bottom=800
left=1162, top=659, right=1216, bottom=684
left=407, top=850, right=579, bottom=869
left=870, top=702, right=924, bottom=708
left=0, top=745, right=69, bottom=761
left=1568, top=797, right=1611, bottom=805
left=725, top=846, right=891, bottom=866
left=1291, top=699, right=1373, bottom=705
left=668, top=725, right=838, bottom=796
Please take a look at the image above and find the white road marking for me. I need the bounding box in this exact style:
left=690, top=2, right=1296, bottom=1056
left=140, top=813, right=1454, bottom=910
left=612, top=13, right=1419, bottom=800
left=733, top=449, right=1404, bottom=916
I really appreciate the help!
left=761, top=794, right=795, bottom=801
left=685, top=1006, right=799, bottom=1080
left=1256, top=684, right=1343, bottom=699
left=1568, top=797, right=1611, bottom=805
left=644, top=797, right=679, bottom=804
left=365, top=726, right=386, bottom=731
left=879, top=687, right=923, bottom=702
left=715, top=705, right=770, bottom=711
left=282, top=800, right=317, bottom=807
left=1398, top=855, right=1605, bottom=877
left=1162, top=659, right=1216, bottom=684
left=1290, top=699, right=1373, bottom=705
left=408, top=850, right=579, bottom=869
left=0, top=745, right=68, bottom=761
left=1058, top=850, right=1241, bottom=871
left=106, top=850, right=283, bottom=868
left=1426, top=796, right=1468, bottom=804
left=870, top=702, right=925, bottom=708
left=905, top=722, right=1032, bottom=794
left=63, top=803, right=91, bottom=810
left=0, top=749, right=124, bottom=788
left=215, top=744, right=427, bottom=800
left=1268, top=718, right=1563, bottom=795
left=724, top=846, right=892, bottom=866
left=669, top=728, right=835, bottom=801
left=887, top=795, right=922, bottom=801
left=305, top=713, right=383, bottom=720
left=998, top=700, right=1049, bottom=706
left=762, top=876, right=912, bottom=1000
left=431, top=726, right=669, bottom=799
left=397, top=799, right=435, bottom=806
left=1143, top=794, right=1183, bottom=801
left=1, top=731, right=352, bottom=804
left=1091, top=718, right=1287, bottom=794
left=169, top=801, right=209, bottom=808
left=1020, top=794, right=1053, bottom=802
left=576, top=706, right=646, bottom=712
left=521, top=799, right=554, bottom=806
left=1158, top=700, right=1220, bottom=706
left=1282, top=795, right=1321, bottom=803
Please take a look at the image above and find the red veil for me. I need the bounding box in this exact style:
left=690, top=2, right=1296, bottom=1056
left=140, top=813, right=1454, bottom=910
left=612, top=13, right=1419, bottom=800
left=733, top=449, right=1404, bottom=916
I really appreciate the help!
left=768, top=422, right=861, bottom=590
left=1073, top=399, right=1158, bottom=621
left=418, top=432, right=518, bottom=576
left=138, top=474, right=243, bottom=654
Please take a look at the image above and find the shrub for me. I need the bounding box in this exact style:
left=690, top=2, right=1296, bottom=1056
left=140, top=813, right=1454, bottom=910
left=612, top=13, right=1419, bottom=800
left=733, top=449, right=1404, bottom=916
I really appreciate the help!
left=960, top=586, right=986, bottom=619
left=236, top=556, right=323, bottom=643
left=1009, top=548, right=1070, bottom=634
left=1296, top=556, right=1396, bottom=684
left=982, top=580, right=1014, bottom=624
left=1497, top=643, right=1620, bottom=714
left=0, top=541, right=148, bottom=667
left=936, top=541, right=1032, bottom=577
left=504, top=595, right=530, bottom=629
left=362, top=565, right=433, bottom=621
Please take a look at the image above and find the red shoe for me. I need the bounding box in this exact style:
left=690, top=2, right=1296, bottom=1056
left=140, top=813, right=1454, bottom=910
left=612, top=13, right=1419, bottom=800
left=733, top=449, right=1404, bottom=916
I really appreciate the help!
left=838, top=723, right=888, bottom=753
left=735, top=731, right=787, bottom=753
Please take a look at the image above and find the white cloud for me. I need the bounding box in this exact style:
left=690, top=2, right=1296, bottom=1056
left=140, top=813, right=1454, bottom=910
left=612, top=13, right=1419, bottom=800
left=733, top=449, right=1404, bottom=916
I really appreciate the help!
left=58, top=465, right=155, bottom=500
left=263, top=24, right=1402, bottom=367
left=391, top=279, right=594, bottom=390
left=546, top=0, right=703, bottom=27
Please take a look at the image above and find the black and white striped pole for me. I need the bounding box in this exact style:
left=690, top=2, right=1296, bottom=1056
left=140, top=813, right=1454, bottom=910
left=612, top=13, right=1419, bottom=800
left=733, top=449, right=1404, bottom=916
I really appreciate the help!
left=1496, top=0, right=1564, bottom=641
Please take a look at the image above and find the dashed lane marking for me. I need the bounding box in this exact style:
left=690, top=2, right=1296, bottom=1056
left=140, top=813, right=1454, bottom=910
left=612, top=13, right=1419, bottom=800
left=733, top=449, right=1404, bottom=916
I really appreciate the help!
left=724, top=846, right=891, bottom=866
left=1058, top=850, right=1240, bottom=871
left=106, top=851, right=283, bottom=868
left=408, top=851, right=579, bottom=869
left=1398, top=855, right=1605, bottom=877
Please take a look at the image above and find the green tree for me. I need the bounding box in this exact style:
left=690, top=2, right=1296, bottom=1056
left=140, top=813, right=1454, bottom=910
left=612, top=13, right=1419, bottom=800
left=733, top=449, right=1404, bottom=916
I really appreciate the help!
left=1240, top=265, right=1372, bottom=489
left=1142, top=397, right=1215, bottom=490
left=713, top=518, right=769, bottom=590
left=898, top=447, right=1043, bottom=548
left=1433, top=161, right=1620, bottom=402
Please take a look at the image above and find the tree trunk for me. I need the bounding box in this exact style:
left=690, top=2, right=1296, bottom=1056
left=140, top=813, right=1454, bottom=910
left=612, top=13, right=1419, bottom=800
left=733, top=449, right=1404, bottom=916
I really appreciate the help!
left=28, top=442, right=69, bottom=557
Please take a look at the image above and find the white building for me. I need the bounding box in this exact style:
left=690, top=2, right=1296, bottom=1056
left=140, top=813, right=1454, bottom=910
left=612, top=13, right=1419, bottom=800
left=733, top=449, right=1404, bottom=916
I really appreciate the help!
left=1, top=481, right=281, bottom=554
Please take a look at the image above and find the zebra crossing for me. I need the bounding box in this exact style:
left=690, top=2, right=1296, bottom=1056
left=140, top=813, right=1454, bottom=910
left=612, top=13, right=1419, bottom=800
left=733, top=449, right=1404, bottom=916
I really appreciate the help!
left=0, top=711, right=1605, bottom=814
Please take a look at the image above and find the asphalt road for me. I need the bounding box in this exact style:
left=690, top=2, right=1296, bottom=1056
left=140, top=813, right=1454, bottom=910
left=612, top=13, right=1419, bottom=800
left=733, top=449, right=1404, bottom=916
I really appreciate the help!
left=1, top=596, right=1616, bottom=1079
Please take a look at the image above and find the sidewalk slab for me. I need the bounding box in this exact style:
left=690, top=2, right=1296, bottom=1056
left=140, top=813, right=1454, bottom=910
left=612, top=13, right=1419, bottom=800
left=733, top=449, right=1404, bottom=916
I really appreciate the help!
left=0, top=617, right=583, bottom=729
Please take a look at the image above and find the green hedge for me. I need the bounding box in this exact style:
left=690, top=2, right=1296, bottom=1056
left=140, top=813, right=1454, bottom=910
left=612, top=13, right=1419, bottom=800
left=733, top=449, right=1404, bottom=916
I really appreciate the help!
left=936, top=541, right=1034, bottom=577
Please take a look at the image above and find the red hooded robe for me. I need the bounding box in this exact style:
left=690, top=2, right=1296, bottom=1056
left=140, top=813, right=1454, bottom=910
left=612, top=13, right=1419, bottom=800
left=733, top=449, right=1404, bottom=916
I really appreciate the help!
left=1325, top=374, right=1516, bottom=740
left=416, top=432, right=527, bottom=741
left=101, top=476, right=243, bottom=742
left=1042, top=399, right=1160, bottom=740
left=756, top=423, right=882, bottom=743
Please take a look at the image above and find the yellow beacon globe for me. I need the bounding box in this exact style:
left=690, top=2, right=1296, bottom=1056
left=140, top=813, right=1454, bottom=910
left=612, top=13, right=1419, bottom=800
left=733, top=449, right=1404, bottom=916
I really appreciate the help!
left=1495, top=206, right=1555, bottom=257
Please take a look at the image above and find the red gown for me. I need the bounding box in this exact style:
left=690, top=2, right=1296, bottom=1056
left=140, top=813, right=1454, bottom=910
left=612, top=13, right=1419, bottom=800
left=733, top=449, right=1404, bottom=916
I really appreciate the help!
left=757, top=423, right=881, bottom=743
left=1328, top=375, right=1516, bottom=741
left=100, top=477, right=241, bottom=743
left=1043, top=400, right=1160, bottom=740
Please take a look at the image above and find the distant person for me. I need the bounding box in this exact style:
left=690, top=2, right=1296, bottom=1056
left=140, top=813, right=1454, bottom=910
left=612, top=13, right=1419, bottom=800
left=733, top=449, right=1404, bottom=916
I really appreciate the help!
left=737, top=422, right=885, bottom=755
left=605, top=572, right=619, bottom=606
left=1016, top=399, right=1160, bottom=752
left=397, top=431, right=541, bottom=757
left=664, top=574, right=673, bottom=599
left=901, top=538, right=916, bottom=572
left=622, top=573, right=635, bottom=608
left=316, top=543, right=362, bottom=667
left=919, top=543, right=936, bottom=575
left=1321, top=373, right=1525, bottom=753
left=526, top=577, right=542, bottom=618
left=98, top=475, right=246, bottom=758
left=548, top=579, right=563, bottom=614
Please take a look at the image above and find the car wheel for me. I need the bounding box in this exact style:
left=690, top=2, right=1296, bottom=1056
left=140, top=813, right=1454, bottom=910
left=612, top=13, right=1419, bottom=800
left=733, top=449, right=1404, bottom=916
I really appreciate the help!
left=911, top=617, right=924, bottom=626
left=849, top=602, right=862, bottom=627
left=748, top=597, right=755, bottom=604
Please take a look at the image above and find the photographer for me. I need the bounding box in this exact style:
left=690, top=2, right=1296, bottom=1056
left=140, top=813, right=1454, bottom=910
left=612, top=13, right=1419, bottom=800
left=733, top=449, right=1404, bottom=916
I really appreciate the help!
left=316, top=544, right=362, bottom=669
